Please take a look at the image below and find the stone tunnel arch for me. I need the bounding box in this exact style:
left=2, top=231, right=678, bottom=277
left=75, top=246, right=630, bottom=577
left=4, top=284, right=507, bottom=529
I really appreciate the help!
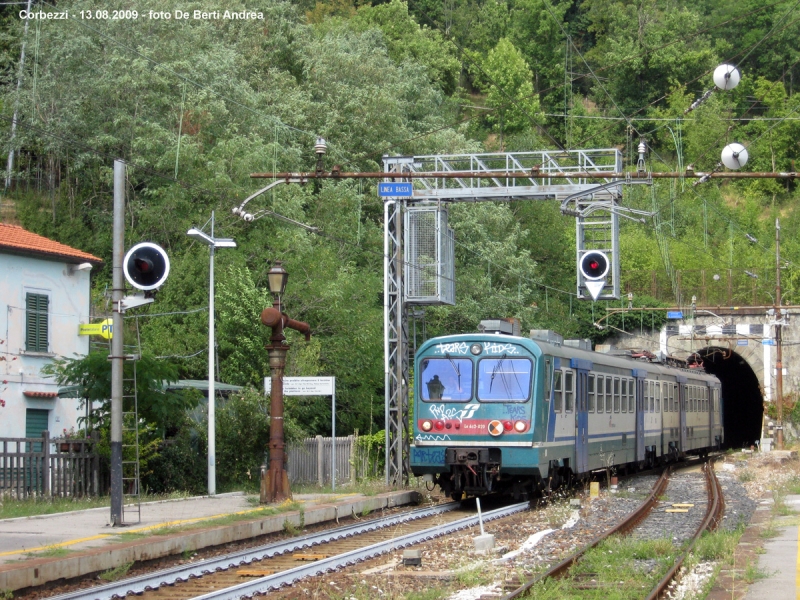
left=694, top=346, right=763, bottom=448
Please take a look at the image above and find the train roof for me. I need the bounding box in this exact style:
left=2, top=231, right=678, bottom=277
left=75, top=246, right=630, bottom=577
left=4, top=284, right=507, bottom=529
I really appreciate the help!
left=417, top=331, right=720, bottom=385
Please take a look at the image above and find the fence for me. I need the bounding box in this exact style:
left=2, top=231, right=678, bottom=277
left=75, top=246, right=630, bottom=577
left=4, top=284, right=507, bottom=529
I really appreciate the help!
left=288, top=435, right=376, bottom=486
left=0, top=432, right=101, bottom=499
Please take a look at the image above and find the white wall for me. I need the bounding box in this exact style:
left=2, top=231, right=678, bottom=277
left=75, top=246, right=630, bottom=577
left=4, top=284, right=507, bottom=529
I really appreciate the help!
left=0, top=253, right=93, bottom=439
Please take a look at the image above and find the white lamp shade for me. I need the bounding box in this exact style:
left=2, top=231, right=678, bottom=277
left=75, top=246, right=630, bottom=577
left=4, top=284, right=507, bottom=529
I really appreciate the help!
left=713, top=64, right=740, bottom=91
left=721, top=143, right=748, bottom=170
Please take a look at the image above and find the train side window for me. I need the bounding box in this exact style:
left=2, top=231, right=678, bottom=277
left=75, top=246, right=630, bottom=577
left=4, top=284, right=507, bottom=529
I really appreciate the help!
left=553, top=370, right=563, bottom=412
left=655, top=382, right=661, bottom=413
left=628, top=379, right=635, bottom=412
left=620, top=379, right=627, bottom=412
left=544, top=358, right=552, bottom=401
left=671, top=384, right=676, bottom=412
left=613, top=377, right=620, bottom=412
left=691, top=386, right=696, bottom=411
left=605, top=377, right=613, bottom=412
left=596, top=375, right=604, bottom=412
left=588, top=375, right=595, bottom=412
left=643, top=381, right=648, bottom=413
left=704, top=387, right=709, bottom=412
left=564, top=370, right=574, bottom=412
left=663, top=382, right=670, bottom=412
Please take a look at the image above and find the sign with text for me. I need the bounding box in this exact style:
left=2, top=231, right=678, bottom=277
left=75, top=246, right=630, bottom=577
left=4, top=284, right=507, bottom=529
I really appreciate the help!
left=666, top=311, right=683, bottom=319
left=378, top=182, right=413, bottom=197
left=264, top=376, right=335, bottom=396
left=78, top=318, right=113, bottom=339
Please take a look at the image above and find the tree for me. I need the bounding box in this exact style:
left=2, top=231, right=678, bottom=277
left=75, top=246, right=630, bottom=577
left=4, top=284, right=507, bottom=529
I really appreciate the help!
left=41, top=351, right=197, bottom=437
left=472, top=38, right=542, bottom=141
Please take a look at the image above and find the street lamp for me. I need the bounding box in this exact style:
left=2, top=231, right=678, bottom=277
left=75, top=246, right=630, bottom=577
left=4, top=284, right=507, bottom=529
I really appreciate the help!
left=260, top=261, right=310, bottom=503
left=187, top=211, right=236, bottom=496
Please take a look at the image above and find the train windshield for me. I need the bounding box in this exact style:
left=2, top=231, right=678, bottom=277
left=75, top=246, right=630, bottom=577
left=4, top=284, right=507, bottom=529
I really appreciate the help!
left=419, top=357, right=473, bottom=402
left=477, top=358, right=533, bottom=402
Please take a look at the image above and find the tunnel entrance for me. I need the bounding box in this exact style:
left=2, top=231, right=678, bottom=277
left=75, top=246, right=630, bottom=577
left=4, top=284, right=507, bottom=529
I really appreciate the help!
left=694, top=347, right=763, bottom=448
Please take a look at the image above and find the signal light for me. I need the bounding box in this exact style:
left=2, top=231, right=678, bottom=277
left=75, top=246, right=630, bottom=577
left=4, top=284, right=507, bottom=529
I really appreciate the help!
left=579, top=251, right=609, bottom=280
left=123, top=242, right=170, bottom=291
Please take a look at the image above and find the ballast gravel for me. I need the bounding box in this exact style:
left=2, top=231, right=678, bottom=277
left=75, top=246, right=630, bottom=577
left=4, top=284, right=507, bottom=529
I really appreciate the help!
left=266, top=457, right=783, bottom=600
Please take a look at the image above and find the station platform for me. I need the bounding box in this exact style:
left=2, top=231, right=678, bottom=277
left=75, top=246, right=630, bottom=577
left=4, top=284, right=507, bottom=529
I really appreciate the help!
left=0, top=489, right=421, bottom=593
left=708, top=451, right=800, bottom=600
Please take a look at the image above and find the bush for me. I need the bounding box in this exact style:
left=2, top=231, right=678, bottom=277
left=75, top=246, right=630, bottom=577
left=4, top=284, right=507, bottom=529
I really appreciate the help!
left=213, top=386, right=305, bottom=491
left=143, top=421, right=206, bottom=494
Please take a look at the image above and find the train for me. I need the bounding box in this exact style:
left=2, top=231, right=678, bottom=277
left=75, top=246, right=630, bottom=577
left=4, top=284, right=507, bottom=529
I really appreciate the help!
left=410, top=321, right=724, bottom=501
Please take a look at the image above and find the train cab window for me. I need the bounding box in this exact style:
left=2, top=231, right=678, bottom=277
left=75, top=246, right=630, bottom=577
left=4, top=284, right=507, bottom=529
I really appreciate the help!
left=553, top=370, right=563, bottom=412
left=477, top=358, right=533, bottom=402
left=588, top=375, right=596, bottom=412
left=564, top=370, right=575, bottom=412
left=620, top=379, right=627, bottom=412
left=420, top=358, right=474, bottom=402
left=628, top=379, right=635, bottom=412
left=613, top=377, right=620, bottom=412
left=655, top=382, right=661, bottom=413
left=605, top=377, right=613, bottom=412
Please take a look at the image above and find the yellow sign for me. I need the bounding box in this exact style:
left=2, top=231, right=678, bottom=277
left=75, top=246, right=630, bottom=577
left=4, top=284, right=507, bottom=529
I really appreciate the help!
left=78, top=318, right=113, bottom=339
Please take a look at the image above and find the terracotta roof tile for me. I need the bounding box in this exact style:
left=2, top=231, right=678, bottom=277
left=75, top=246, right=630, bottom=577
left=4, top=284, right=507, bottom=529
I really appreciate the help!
left=0, top=223, right=103, bottom=264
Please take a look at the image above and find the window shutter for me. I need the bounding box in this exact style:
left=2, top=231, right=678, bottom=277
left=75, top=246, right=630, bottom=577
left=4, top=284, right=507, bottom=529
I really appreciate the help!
left=38, top=294, right=49, bottom=352
left=25, top=293, right=49, bottom=352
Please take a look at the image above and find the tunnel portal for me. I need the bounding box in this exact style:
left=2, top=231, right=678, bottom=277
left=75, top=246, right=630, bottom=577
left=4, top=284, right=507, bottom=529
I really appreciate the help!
left=694, top=346, right=763, bottom=448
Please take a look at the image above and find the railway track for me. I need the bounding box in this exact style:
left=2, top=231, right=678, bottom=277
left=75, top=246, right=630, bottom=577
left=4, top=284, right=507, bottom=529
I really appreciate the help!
left=48, top=500, right=529, bottom=600
left=500, top=461, right=724, bottom=599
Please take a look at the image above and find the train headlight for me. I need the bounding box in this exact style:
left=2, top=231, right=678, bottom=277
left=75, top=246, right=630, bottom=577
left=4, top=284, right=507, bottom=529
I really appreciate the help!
left=434, top=420, right=445, bottom=431
left=514, top=420, right=527, bottom=433
left=503, top=420, right=513, bottom=432
left=421, top=420, right=432, bottom=432
left=470, top=343, right=482, bottom=355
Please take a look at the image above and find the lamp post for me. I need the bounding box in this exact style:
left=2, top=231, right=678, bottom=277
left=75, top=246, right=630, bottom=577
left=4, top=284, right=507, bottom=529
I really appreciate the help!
left=260, top=261, right=311, bottom=503
left=187, top=211, right=236, bottom=495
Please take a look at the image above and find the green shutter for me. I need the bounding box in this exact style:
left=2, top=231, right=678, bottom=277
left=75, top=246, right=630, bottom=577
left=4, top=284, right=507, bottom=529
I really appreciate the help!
left=25, top=293, right=49, bottom=352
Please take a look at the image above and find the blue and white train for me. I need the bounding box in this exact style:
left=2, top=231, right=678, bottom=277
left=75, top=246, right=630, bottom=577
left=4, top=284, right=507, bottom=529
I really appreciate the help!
left=410, top=323, right=724, bottom=500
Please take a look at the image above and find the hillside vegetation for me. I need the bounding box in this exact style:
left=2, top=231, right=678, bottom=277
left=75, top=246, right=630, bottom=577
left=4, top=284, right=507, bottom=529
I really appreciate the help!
left=2, top=0, right=799, bottom=442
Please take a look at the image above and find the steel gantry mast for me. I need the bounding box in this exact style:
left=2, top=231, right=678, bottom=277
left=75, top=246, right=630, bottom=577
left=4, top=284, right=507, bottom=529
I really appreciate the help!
left=381, top=148, right=627, bottom=485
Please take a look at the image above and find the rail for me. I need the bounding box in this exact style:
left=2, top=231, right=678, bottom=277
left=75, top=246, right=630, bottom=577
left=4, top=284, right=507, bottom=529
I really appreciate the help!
left=501, top=468, right=671, bottom=599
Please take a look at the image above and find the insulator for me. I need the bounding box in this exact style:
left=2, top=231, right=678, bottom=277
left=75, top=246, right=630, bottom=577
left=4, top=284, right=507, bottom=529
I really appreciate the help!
left=314, top=137, right=327, bottom=155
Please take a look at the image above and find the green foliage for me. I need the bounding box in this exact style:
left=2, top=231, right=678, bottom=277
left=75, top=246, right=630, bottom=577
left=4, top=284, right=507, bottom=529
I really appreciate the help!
left=41, top=351, right=197, bottom=436
left=142, top=415, right=206, bottom=494
left=472, top=38, right=542, bottom=136
left=213, top=386, right=305, bottom=490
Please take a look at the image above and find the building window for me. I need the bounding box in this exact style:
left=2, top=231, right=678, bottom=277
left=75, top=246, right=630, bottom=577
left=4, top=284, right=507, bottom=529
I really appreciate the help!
left=25, top=292, right=49, bottom=352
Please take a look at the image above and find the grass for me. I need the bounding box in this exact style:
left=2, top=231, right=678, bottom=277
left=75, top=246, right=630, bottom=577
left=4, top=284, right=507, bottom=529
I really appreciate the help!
left=741, top=560, right=769, bottom=584
left=24, top=544, right=71, bottom=558
left=455, top=564, right=496, bottom=588
left=693, top=527, right=743, bottom=562
left=0, top=491, right=193, bottom=520
left=98, top=561, right=133, bottom=582
left=520, top=536, right=679, bottom=599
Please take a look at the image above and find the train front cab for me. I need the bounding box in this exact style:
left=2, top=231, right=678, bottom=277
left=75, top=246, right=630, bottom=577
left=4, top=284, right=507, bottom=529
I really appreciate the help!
left=410, top=336, right=545, bottom=500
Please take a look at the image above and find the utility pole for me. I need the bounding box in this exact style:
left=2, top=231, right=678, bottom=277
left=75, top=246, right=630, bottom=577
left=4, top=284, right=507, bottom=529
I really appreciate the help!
left=775, top=218, right=784, bottom=450
left=110, top=160, right=125, bottom=524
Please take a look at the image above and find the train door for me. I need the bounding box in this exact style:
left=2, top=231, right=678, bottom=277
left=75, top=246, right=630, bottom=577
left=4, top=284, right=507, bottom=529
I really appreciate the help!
left=677, top=375, right=688, bottom=452
left=633, top=369, right=647, bottom=462
left=574, top=363, right=590, bottom=474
